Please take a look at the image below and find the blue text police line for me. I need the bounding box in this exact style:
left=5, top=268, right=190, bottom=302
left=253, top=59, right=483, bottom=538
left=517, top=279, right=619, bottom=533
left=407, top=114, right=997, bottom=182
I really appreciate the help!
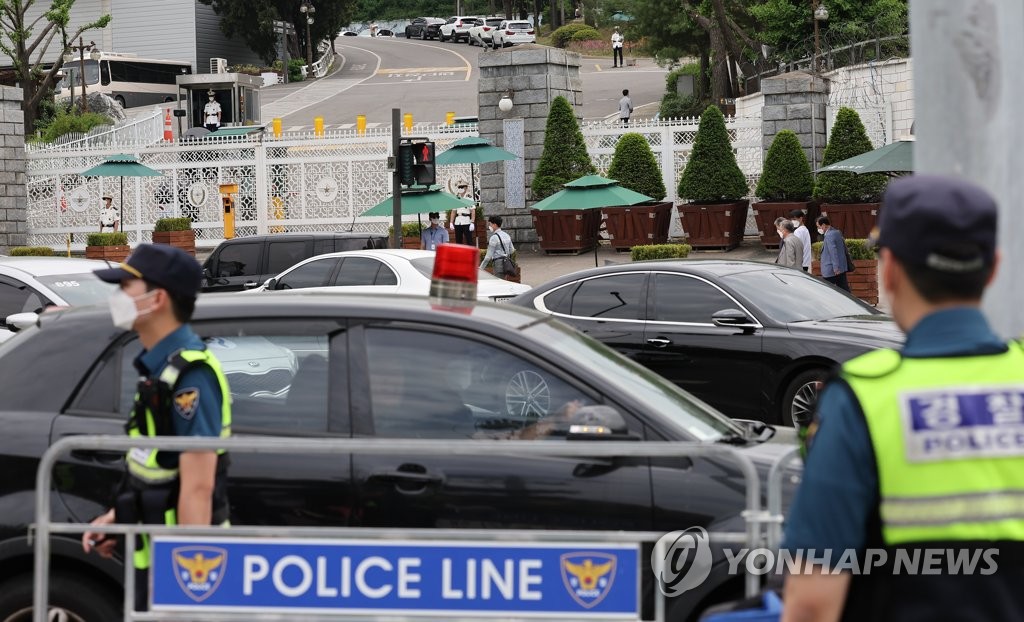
left=723, top=548, right=998, bottom=576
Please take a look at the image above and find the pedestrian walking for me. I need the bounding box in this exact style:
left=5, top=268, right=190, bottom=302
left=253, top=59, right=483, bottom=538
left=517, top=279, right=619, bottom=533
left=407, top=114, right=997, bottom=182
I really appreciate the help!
left=618, top=89, right=633, bottom=125
left=611, top=26, right=624, bottom=67
left=479, top=215, right=516, bottom=279
left=774, top=217, right=804, bottom=269
left=83, top=244, right=231, bottom=613
left=99, top=195, right=119, bottom=232
left=790, top=209, right=812, bottom=272
left=816, top=215, right=851, bottom=291
left=783, top=176, right=1021, bottom=621
left=420, top=211, right=449, bottom=251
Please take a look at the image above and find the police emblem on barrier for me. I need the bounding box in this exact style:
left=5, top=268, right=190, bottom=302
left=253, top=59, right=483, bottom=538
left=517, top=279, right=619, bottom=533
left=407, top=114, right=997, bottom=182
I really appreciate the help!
left=560, top=552, right=617, bottom=608
left=172, top=546, right=227, bottom=602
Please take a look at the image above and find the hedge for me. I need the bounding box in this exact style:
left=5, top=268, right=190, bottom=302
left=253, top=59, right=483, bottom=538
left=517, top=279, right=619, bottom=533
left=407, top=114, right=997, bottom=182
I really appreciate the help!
left=569, top=27, right=601, bottom=42
left=677, top=105, right=748, bottom=202
left=551, top=23, right=595, bottom=48
left=608, top=133, right=666, bottom=200
left=388, top=222, right=426, bottom=238
left=86, top=232, right=128, bottom=247
left=810, top=238, right=875, bottom=261
left=153, top=217, right=192, bottom=232
left=755, top=130, right=813, bottom=201
left=630, top=244, right=691, bottom=261
left=9, top=246, right=54, bottom=256
left=813, top=107, right=887, bottom=203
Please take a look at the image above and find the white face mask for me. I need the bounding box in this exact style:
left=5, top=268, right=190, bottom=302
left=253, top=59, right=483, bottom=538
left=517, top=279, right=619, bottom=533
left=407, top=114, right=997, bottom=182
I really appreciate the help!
left=817, top=228, right=825, bottom=235
left=792, top=220, right=801, bottom=228
left=430, top=218, right=439, bottom=225
left=108, top=289, right=156, bottom=330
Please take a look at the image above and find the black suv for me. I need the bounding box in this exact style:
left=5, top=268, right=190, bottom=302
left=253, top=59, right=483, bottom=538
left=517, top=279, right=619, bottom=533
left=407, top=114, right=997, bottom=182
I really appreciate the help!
left=0, top=294, right=795, bottom=621
left=202, top=232, right=388, bottom=292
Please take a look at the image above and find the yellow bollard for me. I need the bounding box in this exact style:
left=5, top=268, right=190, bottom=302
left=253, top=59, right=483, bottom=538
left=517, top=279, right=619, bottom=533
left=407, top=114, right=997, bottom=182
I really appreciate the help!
left=403, top=113, right=413, bottom=133
left=356, top=114, right=366, bottom=135
left=272, top=118, right=282, bottom=138
left=446, top=111, right=455, bottom=126
left=220, top=183, right=239, bottom=239
left=314, top=116, right=324, bottom=137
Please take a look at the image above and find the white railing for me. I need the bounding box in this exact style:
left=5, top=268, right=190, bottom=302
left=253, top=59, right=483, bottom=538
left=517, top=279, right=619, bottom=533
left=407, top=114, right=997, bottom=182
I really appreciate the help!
left=309, top=43, right=334, bottom=79
left=27, top=107, right=165, bottom=153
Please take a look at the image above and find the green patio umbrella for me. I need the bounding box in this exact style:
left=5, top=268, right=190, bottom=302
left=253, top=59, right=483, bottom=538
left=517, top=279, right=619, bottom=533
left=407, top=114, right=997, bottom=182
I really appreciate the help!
left=359, top=185, right=474, bottom=217
left=531, top=174, right=653, bottom=211
left=817, top=137, right=913, bottom=177
left=81, top=154, right=163, bottom=233
left=435, top=136, right=518, bottom=205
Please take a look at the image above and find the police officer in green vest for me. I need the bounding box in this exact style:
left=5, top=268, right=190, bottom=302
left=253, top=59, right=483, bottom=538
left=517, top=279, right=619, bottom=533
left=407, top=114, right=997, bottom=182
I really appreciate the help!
left=82, top=244, right=231, bottom=612
left=782, top=175, right=1022, bottom=621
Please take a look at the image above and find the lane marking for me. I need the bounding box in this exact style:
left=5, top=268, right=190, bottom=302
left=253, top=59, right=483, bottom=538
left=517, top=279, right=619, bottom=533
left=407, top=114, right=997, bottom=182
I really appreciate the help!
left=355, top=80, right=470, bottom=87
left=268, top=44, right=384, bottom=123
left=393, top=39, right=474, bottom=81
left=377, top=66, right=468, bottom=74
left=595, top=64, right=602, bottom=72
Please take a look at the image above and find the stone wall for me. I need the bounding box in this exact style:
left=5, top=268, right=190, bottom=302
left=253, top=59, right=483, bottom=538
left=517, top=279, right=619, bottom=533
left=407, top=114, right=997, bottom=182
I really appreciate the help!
left=761, top=71, right=830, bottom=171
left=0, top=86, right=26, bottom=253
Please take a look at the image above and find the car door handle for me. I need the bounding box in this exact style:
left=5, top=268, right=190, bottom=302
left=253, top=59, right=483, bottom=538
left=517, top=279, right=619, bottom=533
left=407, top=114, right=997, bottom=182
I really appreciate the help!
left=646, top=338, right=671, bottom=348
left=242, top=281, right=258, bottom=289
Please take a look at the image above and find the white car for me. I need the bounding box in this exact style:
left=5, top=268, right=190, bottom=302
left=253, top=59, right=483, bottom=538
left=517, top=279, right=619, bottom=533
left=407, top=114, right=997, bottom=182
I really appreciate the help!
left=438, top=16, right=479, bottom=42
left=250, top=249, right=531, bottom=302
left=467, top=17, right=505, bottom=46
left=491, top=21, right=536, bottom=48
left=0, top=257, right=117, bottom=343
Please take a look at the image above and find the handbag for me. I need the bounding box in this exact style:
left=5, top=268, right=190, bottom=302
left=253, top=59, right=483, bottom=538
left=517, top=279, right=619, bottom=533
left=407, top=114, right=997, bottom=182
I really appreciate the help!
left=497, top=235, right=520, bottom=281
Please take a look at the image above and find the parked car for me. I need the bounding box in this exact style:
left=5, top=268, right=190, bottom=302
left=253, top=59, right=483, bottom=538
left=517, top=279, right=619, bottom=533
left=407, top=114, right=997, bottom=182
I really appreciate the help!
left=467, top=17, right=505, bottom=46
left=405, top=17, right=445, bottom=39
left=251, top=248, right=531, bottom=302
left=0, top=293, right=796, bottom=621
left=201, top=232, right=388, bottom=293
left=491, top=20, right=536, bottom=48
left=439, top=15, right=479, bottom=42
left=0, top=257, right=116, bottom=343
left=423, top=19, right=445, bottom=40
left=514, top=260, right=904, bottom=426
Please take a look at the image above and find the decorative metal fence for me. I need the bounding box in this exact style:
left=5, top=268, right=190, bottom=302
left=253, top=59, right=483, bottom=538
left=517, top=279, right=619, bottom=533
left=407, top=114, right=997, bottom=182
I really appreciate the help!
left=26, top=107, right=165, bottom=154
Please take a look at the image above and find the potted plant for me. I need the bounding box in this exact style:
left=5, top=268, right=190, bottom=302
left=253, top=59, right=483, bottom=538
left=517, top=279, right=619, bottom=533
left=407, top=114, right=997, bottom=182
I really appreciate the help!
left=603, top=133, right=673, bottom=252
left=85, top=232, right=130, bottom=262
left=753, top=130, right=817, bottom=249
left=388, top=222, right=426, bottom=249
left=529, top=96, right=600, bottom=254
left=152, top=217, right=196, bottom=256
left=676, top=105, right=750, bottom=249
left=813, top=107, right=888, bottom=238
left=811, top=238, right=879, bottom=305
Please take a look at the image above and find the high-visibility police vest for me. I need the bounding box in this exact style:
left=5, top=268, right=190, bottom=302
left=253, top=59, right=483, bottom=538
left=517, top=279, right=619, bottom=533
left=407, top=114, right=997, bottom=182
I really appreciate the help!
left=125, top=348, right=231, bottom=570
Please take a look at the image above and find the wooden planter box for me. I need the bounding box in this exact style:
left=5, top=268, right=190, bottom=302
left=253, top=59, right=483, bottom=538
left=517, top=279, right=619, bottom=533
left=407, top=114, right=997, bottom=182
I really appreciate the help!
left=152, top=229, right=196, bottom=257
left=602, top=201, right=673, bottom=252
left=812, top=259, right=879, bottom=306
left=85, top=245, right=131, bottom=262
left=818, top=203, right=880, bottom=240
left=752, top=201, right=818, bottom=249
left=475, top=218, right=487, bottom=249
left=677, top=200, right=749, bottom=250
left=401, top=236, right=421, bottom=249
left=530, top=209, right=601, bottom=254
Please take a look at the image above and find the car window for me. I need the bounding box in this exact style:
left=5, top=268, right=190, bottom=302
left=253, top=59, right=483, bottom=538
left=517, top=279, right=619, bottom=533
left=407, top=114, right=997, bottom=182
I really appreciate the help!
left=364, top=328, right=597, bottom=440
left=0, top=280, right=34, bottom=318
left=216, top=243, right=260, bottom=278
left=35, top=273, right=115, bottom=306
left=652, top=273, right=738, bottom=323
left=486, top=18, right=503, bottom=26
left=267, top=240, right=309, bottom=275
left=722, top=270, right=879, bottom=323
left=375, top=264, right=398, bottom=286
left=510, top=22, right=532, bottom=29
left=276, top=257, right=339, bottom=290
left=333, top=257, right=385, bottom=286
left=551, top=273, right=647, bottom=320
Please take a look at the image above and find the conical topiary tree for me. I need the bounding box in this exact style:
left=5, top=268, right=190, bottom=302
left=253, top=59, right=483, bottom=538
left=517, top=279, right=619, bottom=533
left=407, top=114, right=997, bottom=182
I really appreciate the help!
left=755, top=130, right=813, bottom=201
left=677, top=105, right=748, bottom=202
left=607, top=133, right=666, bottom=200
left=530, top=96, right=596, bottom=201
left=813, top=107, right=888, bottom=203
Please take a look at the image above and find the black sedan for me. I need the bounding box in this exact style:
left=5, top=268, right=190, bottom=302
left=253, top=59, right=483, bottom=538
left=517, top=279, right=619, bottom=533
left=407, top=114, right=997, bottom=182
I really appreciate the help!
left=0, top=292, right=794, bottom=621
left=514, top=260, right=904, bottom=426
left=405, top=16, right=445, bottom=39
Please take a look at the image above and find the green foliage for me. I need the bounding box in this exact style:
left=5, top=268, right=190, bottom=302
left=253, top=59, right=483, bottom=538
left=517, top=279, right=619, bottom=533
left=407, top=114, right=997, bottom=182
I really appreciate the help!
left=37, top=108, right=112, bottom=143
left=388, top=222, right=425, bottom=238
left=531, top=96, right=596, bottom=201
left=608, top=133, right=666, bottom=201
left=677, top=105, right=749, bottom=203
left=813, top=107, right=888, bottom=203
left=288, top=59, right=306, bottom=82
left=9, top=246, right=54, bottom=256
left=659, top=93, right=706, bottom=120
left=665, top=63, right=700, bottom=91
left=551, top=23, right=596, bottom=47
left=755, top=130, right=813, bottom=201
left=569, top=27, right=601, bottom=42
left=154, top=217, right=192, bottom=232
left=87, top=232, right=128, bottom=247
left=631, top=244, right=691, bottom=261
left=811, top=238, right=874, bottom=261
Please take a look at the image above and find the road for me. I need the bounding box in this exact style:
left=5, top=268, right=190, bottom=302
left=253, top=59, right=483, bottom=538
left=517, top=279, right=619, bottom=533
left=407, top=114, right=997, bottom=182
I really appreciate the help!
left=260, top=36, right=668, bottom=131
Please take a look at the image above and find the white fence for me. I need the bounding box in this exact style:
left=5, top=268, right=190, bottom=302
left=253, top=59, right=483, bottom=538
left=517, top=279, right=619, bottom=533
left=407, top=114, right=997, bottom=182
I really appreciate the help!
left=27, top=107, right=165, bottom=153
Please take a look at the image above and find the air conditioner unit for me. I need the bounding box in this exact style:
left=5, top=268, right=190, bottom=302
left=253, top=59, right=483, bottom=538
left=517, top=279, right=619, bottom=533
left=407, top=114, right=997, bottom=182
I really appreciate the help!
left=210, top=57, right=228, bottom=74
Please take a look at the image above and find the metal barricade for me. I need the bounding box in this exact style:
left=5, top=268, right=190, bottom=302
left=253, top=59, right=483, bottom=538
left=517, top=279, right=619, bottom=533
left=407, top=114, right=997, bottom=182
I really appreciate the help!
left=765, top=446, right=802, bottom=552
left=33, top=436, right=774, bottom=622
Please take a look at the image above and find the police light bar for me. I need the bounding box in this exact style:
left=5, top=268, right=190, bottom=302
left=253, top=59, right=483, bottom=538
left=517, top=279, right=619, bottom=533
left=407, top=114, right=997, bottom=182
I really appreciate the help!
left=430, top=243, right=478, bottom=313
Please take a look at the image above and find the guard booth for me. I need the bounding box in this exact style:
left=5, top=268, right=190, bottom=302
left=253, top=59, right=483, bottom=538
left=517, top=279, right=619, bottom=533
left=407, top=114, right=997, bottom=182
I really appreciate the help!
left=175, top=73, right=263, bottom=131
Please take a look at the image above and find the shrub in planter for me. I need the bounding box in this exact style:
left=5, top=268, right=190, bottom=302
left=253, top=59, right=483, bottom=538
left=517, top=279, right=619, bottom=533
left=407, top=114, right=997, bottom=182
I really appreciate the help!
left=10, top=246, right=54, bottom=256
left=630, top=244, right=691, bottom=261
left=87, top=232, right=128, bottom=247
left=531, top=96, right=596, bottom=201
left=605, top=133, right=671, bottom=250
left=608, top=133, right=666, bottom=200
left=388, top=222, right=426, bottom=248
left=85, top=232, right=130, bottom=262
left=153, top=217, right=192, bottom=232
left=153, top=217, right=196, bottom=256
left=754, top=130, right=816, bottom=248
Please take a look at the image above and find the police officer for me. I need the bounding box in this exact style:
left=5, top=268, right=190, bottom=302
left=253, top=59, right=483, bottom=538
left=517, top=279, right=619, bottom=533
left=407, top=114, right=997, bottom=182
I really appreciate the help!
left=782, top=176, right=1021, bottom=621
left=82, top=244, right=231, bottom=611
left=99, top=195, right=119, bottom=232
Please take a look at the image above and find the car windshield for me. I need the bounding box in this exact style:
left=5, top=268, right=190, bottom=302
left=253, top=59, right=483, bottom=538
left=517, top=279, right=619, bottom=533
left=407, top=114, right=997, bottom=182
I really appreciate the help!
left=35, top=273, right=116, bottom=306
left=722, top=269, right=880, bottom=323
left=409, top=257, right=500, bottom=281
left=509, top=22, right=532, bottom=29
left=522, top=318, right=741, bottom=441
left=59, top=60, right=99, bottom=87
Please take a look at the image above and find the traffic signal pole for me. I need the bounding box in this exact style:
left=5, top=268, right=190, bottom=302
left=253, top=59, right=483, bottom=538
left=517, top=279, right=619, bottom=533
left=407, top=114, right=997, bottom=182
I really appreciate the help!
left=392, top=108, right=402, bottom=249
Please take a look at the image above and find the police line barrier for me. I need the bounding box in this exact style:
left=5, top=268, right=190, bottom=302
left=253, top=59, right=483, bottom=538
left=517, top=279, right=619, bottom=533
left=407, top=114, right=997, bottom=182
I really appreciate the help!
left=33, top=436, right=778, bottom=622
left=765, top=447, right=802, bottom=553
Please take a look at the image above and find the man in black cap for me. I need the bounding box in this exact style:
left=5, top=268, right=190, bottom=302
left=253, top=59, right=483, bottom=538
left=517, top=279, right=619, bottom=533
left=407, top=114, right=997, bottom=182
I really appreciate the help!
left=82, top=244, right=231, bottom=612
left=782, top=176, right=1024, bottom=621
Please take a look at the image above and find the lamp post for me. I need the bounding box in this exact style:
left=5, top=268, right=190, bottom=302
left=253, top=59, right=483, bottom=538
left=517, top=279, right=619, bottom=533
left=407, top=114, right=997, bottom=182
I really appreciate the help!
left=299, top=0, right=316, bottom=67
left=64, top=38, right=101, bottom=113
left=812, top=1, right=829, bottom=72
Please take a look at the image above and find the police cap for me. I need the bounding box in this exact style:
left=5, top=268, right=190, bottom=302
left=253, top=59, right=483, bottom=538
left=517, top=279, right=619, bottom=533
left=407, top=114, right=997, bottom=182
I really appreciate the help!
left=95, top=243, right=203, bottom=300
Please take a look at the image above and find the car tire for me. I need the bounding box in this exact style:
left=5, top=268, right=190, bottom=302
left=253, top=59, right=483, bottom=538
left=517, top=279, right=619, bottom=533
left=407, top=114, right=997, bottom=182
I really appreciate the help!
left=0, top=571, right=120, bottom=622
left=405, top=28, right=411, bottom=38
left=782, top=369, right=826, bottom=428
left=421, top=29, right=427, bottom=40
left=114, top=95, right=126, bottom=109
left=440, top=32, right=448, bottom=42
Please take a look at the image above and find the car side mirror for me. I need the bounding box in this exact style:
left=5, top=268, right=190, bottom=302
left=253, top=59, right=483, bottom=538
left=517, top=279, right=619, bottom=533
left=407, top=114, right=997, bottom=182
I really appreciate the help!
left=564, top=405, right=634, bottom=441
left=5, top=312, right=39, bottom=333
left=265, top=277, right=278, bottom=291
left=712, top=308, right=758, bottom=331
left=202, top=267, right=213, bottom=280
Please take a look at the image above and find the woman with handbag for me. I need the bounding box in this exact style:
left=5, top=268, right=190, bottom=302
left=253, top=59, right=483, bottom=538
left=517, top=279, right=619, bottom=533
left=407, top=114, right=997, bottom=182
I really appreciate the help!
left=479, top=215, right=517, bottom=280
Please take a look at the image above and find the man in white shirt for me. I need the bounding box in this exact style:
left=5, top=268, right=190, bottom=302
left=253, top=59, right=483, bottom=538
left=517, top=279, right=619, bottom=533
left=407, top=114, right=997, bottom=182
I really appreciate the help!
left=790, top=209, right=812, bottom=272
left=99, top=196, right=119, bottom=232
left=611, top=26, right=624, bottom=67
left=618, top=89, right=633, bottom=125
left=203, top=91, right=222, bottom=132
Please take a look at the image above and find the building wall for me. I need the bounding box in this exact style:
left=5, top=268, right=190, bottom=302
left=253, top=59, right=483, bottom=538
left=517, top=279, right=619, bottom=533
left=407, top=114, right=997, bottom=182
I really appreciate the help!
left=0, top=87, right=27, bottom=253
left=825, top=58, right=914, bottom=145
left=194, top=2, right=265, bottom=73
left=110, top=0, right=196, bottom=68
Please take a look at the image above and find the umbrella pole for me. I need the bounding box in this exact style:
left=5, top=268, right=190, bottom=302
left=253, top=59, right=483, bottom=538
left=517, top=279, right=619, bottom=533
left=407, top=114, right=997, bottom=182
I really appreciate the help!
left=470, top=163, right=476, bottom=208
left=119, top=177, right=124, bottom=235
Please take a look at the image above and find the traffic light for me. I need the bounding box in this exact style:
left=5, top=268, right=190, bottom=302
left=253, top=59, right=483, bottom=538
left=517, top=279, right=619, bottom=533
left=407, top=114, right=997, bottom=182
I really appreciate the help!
left=397, top=140, right=436, bottom=187
left=397, top=143, right=416, bottom=186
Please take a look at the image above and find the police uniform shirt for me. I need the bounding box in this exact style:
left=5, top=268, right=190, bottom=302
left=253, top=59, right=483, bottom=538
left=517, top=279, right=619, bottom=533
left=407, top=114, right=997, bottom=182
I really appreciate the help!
left=421, top=225, right=449, bottom=251
left=203, top=101, right=222, bottom=126
left=133, top=324, right=224, bottom=460
left=100, top=206, right=117, bottom=227
left=784, top=307, right=1008, bottom=557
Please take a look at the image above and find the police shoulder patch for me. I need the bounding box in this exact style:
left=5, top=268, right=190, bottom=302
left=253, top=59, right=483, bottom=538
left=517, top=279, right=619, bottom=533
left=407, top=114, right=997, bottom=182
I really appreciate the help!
left=173, top=388, right=200, bottom=420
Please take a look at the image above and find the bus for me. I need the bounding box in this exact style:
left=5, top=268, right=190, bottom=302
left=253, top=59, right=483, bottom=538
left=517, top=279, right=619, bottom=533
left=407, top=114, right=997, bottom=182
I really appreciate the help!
left=57, top=52, right=192, bottom=109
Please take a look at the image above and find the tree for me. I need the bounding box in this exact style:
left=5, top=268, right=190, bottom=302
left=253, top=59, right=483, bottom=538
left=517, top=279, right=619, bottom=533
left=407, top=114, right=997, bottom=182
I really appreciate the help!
left=755, top=129, right=813, bottom=200
left=608, top=133, right=665, bottom=201
left=199, top=0, right=351, bottom=63
left=677, top=104, right=748, bottom=202
left=0, top=0, right=110, bottom=133
left=813, top=107, right=887, bottom=203
left=530, top=96, right=595, bottom=201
